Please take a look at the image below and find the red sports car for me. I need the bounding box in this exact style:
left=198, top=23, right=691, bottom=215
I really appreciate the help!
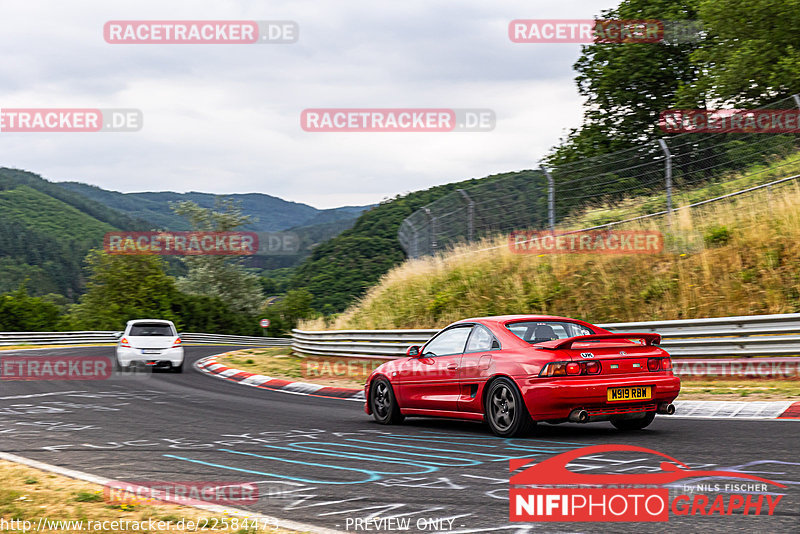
left=364, top=315, right=680, bottom=436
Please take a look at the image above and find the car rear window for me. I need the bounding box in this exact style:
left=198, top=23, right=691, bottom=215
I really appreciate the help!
left=129, top=323, right=175, bottom=336
left=507, top=321, right=595, bottom=344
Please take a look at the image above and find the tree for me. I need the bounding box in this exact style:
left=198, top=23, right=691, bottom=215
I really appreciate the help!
left=677, top=0, right=800, bottom=106
left=261, top=289, right=316, bottom=336
left=0, top=283, right=62, bottom=331
left=548, top=0, right=702, bottom=166
left=65, top=250, right=260, bottom=334
left=66, top=250, right=180, bottom=330
left=171, top=199, right=264, bottom=315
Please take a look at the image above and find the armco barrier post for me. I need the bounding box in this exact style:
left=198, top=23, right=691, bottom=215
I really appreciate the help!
left=657, top=139, right=673, bottom=227
left=457, top=189, right=475, bottom=243
left=541, top=166, right=555, bottom=232
left=423, top=207, right=437, bottom=253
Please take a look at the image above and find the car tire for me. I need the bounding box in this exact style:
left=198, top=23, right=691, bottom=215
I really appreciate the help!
left=611, top=411, right=656, bottom=431
left=171, top=362, right=184, bottom=373
left=485, top=377, right=535, bottom=437
left=370, top=377, right=404, bottom=425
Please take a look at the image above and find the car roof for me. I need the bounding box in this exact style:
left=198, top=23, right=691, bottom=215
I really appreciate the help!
left=126, top=319, right=175, bottom=325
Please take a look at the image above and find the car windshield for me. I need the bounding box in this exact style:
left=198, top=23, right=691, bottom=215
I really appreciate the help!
left=129, top=323, right=174, bottom=336
left=506, top=321, right=595, bottom=344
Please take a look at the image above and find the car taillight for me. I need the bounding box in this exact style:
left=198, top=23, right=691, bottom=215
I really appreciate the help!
left=540, top=362, right=568, bottom=376
left=172, top=337, right=182, bottom=348
left=540, top=361, right=602, bottom=377
left=647, top=358, right=661, bottom=372
left=661, top=357, right=672, bottom=370
left=120, top=337, right=130, bottom=348
left=585, top=361, right=601, bottom=374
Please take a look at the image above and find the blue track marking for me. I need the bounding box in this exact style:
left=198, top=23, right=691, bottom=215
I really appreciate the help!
left=416, top=430, right=587, bottom=446
left=376, top=433, right=584, bottom=454
left=221, top=447, right=438, bottom=478
left=164, top=451, right=383, bottom=485
left=281, top=441, right=482, bottom=467
left=346, top=438, right=530, bottom=462
left=164, top=428, right=591, bottom=487
left=368, top=435, right=500, bottom=448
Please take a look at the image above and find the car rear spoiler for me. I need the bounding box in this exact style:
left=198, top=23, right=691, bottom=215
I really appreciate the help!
left=535, top=333, right=661, bottom=350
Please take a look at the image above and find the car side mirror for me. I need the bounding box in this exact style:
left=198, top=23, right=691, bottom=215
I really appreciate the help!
left=406, top=345, right=421, bottom=357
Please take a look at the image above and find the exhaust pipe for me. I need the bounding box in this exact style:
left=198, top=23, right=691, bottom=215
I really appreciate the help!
left=657, top=403, right=675, bottom=415
left=569, top=409, right=589, bottom=423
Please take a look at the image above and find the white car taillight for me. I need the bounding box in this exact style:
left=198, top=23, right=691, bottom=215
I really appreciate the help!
left=172, top=337, right=182, bottom=348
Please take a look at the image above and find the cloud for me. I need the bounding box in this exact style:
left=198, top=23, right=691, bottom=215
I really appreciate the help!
left=0, top=0, right=618, bottom=208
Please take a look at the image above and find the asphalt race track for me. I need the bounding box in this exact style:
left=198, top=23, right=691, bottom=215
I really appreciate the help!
left=0, top=346, right=797, bottom=533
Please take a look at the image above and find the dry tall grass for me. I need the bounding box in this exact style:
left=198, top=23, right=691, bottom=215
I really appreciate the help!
left=304, top=180, right=800, bottom=330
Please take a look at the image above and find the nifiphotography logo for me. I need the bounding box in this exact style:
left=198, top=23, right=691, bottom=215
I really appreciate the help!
left=509, top=444, right=786, bottom=523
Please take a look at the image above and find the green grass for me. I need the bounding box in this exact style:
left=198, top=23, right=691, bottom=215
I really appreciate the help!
left=73, top=491, right=104, bottom=503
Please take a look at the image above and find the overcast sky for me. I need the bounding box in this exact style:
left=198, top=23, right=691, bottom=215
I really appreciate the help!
left=0, top=1, right=619, bottom=208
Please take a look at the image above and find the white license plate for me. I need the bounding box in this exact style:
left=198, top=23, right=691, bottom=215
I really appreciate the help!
left=141, top=349, right=162, bottom=355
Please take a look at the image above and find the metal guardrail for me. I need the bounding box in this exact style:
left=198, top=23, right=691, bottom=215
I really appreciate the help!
left=181, top=333, right=291, bottom=346
left=0, top=331, right=290, bottom=347
left=292, top=313, right=800, bottom=360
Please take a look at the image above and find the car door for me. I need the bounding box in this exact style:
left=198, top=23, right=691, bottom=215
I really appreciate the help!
left=397, top=325, right=471, bottom=412
left=458, top=325, right=501, bottom=413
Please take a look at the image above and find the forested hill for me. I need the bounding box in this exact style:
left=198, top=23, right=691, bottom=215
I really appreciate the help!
left=58, top=182, right=367, bottom=232
left=0, top=167, right=369, bottom=298
left=0, top=168, right=148, bottom=298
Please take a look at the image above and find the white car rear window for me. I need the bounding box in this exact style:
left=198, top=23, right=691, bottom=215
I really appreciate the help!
left=129, top=323, right=175, bottom=336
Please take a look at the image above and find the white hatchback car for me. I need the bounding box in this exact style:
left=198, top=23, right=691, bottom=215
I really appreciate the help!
left=116, top=319, right=184, bottom=372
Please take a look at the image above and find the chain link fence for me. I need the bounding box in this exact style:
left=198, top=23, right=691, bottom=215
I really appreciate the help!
left=399, top=95, right=800, bottom=258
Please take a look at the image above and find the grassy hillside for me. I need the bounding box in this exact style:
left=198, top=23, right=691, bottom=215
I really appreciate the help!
left=288, top=170, right=545, bottom=313
left=310, top=180, right=800, bottom=329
